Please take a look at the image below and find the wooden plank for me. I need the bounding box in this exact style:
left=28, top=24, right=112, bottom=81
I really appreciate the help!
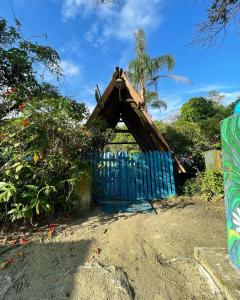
left=142, top=152, right=148, bottom=200
left=168, top=152, right=176, bottom=196
left=106, top=142, right=138, bottom=145
left=130, top=154, right=136, bottom=201
left=161, top=152, right=167, bottom=198
left=149, top=151, right=155, bottom=200
left=98, top=152, right=103, bottom=202
left=102, top=152, right=106, bottom=201
left=108, top=152, right=112, bottom=199
left=106, top=152, right=110, bottom=201
left=153, top=151, right=160, bottom=199
left=125, top=152, right=130, bottom=201
left=135, top=155, right=140, bottom=201
left=117, top=152, right=121, bottom=200
left=121, top=72, right=142, bottom=104
left=157, top=151, right=164, bottom=198
left=165, top=152, right=172, bottom=196
left=123, top=152, right=128, bottom=201
left=86, top=70, right=119, bottom=125
left=145, top=152, right=151, bottom=200
left=138, top=153, right=144, bottom=201
left=113, top=152, right=117, bottom=200
left=114, top=129, right=154, bottom=133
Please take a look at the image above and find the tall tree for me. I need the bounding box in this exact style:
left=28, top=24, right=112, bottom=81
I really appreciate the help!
left=128, top=29, right=190, bottom=111
left=0, top=18, right=61, bottom=121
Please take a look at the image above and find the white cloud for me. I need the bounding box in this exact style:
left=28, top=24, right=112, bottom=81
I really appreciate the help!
left=149, top=96, right=183, bottom=122
left=59, top=38, right=82, bottom=58
left=221, top=91, right=240, bottom=105
left=154, top=89, right=240, bottom=123
left=61, top=0, right=94, bottom=20
left=62, top=0, right=164, bottom=45
left=183, top=84, right=239, bottom=95
left=60, top=60, right=81, bottom=76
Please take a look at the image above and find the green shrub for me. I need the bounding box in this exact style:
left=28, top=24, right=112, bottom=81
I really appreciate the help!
left=200, top=170, right=224, bottom=201
left=183, top=174, right=202, bottom=196
left=183, top=170, right=224, bottom=201
left=0, top=96, right=112, bottom=222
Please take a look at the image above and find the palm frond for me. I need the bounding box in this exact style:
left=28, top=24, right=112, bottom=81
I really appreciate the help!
left=148, top=74, right=192, bottom=85
left=151, top=55, right=175, bottom=73
left=145, top=89, right=158, bottom=103
left=149, top=99, right=167, bottom=110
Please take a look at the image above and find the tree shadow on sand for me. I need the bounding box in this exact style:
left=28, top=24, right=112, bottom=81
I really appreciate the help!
left=0, top=239, right=92, bottom=299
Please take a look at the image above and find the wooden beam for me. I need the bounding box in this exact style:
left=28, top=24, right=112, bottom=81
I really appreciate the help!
left=107, top=142, right=138, bottom=145
left=114, top=129, right=154, bottom=134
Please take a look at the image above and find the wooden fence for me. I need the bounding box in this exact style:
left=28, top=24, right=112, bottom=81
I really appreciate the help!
left=91, top=151, right=176, bottom=212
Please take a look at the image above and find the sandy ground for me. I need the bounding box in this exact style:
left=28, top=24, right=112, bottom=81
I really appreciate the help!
left=0, top=198, right=228, bottom=300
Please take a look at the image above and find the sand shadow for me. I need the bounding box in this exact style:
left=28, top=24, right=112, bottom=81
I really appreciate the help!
left=0, top=239, right=92, bottom=299
left=153, top=201, right=195, bottom=212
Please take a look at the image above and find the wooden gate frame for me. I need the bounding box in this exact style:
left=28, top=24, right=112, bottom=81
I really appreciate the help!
left=86, top=67, right=185, bottom=174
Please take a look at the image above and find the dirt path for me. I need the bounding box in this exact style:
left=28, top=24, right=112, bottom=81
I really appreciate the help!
left=0, top=199, right=227, bottom=299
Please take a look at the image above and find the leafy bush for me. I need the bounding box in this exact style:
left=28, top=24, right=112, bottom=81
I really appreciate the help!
left=200, top=170, right=224, bottom=201
left=183, top=170, right=224, bottom=201
left=0, top=96, right=112, bottom=222
left=183, top=174, right=202, bottom=196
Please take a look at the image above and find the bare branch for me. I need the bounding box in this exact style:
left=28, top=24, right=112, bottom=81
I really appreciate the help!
left=192, top=1, right=240, bottom=48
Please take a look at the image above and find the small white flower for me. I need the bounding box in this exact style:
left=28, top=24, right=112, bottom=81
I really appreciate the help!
left=232, top=207, right=240, bottom=233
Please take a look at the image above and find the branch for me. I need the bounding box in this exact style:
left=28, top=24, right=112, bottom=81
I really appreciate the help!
left=192, top=3, right=240, bottom=47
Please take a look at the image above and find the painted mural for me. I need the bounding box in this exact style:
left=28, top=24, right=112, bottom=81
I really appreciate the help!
left=221, top=115, right=240, bottom=271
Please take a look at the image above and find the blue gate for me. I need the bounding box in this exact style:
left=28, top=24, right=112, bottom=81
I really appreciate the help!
left=91, top=151, right=176, bottom=213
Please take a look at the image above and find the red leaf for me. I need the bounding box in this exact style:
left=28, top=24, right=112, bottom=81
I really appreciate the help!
left=6, top=258, right=16, bottom=264
left=18, top=103, right=25, bottom=111
left=20, top=239, right=28, bottom=245
left=21, top=119, right=30, bottom=127
left=49, top=224, right=56, bottom=231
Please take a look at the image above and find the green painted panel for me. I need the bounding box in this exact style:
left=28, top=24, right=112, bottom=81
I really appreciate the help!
left=221, top=115, right=240, bottom=271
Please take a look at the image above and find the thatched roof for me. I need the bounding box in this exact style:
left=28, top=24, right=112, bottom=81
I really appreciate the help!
left=87, top=67, right=185, bottom=173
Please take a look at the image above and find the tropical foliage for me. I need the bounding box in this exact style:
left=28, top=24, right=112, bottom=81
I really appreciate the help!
left=0, top=19, right=112, bottom=222
left=0, top=18, right=61, bottom=122
left=155, top=95, right=231, bottom=172
left=183, top=170, right=224, bottom=201
left=0, top=96, right=111, bottom=221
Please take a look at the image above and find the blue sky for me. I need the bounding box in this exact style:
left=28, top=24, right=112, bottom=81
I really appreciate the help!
left=2, top=0, right=240, bottom=121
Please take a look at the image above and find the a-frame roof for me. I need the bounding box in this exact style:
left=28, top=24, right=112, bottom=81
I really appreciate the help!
left=87, top=67, right=185, bottom=173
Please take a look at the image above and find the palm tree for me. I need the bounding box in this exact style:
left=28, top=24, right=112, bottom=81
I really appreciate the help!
left=128, top=29, right=190, bottom=110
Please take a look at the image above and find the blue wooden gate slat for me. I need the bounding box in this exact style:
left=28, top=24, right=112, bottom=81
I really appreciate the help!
left=142, top=153, right=148, bottom=200
left=118, top=152, right=121, bottom=199
left=164, top=152, right=172, bottom=196
left=168, top=152, right=176, bottom=196
left=157, top=151, right=164, bottom=198
left=138, top=154, right=143, bottom=200
left=162, top=152, right=167, bottom=197
left=131, top=155, right=136, bottom=201
left=113, top=153, right=117, bottom=200
left=145, top=152, right=151, bottom=200
left=123, top=152, right=128, bottom=201
left=136, top=156, right=139, bottom=200
left=160, top=152, right=166, bottom=198
left=153, top=151, right=160, bottom=199
left=150, top=151, right=156, bottom=200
